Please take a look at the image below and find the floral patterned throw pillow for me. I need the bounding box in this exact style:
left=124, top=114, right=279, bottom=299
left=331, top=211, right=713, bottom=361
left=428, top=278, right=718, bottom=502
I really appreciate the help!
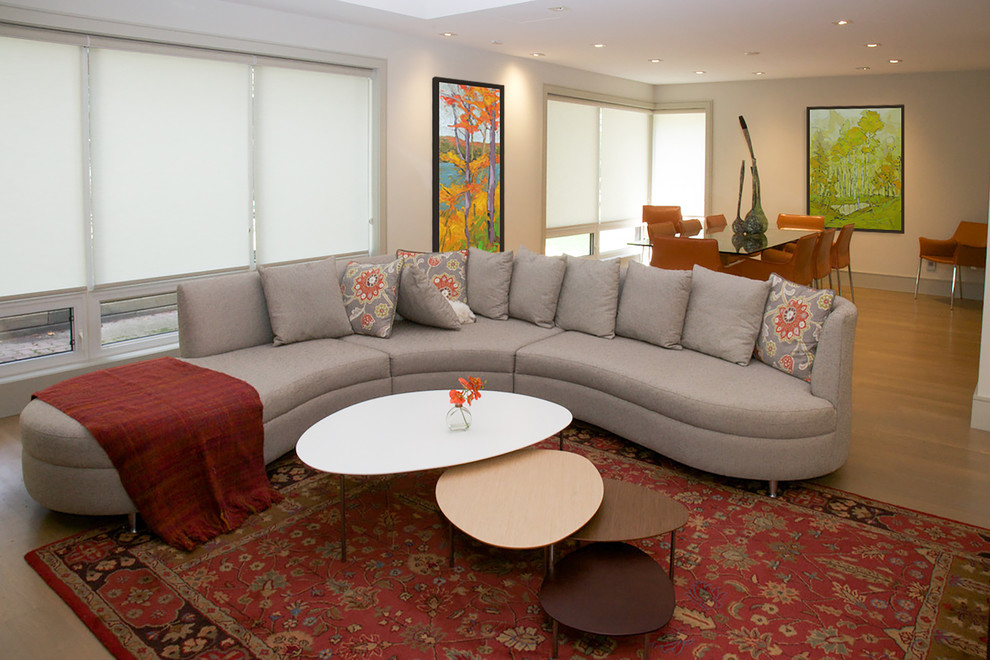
left=755, top=273, right=835, bottom=381
left=395, top=249, right=469, bottom=304
left=341, top=259, right=403, bottom=337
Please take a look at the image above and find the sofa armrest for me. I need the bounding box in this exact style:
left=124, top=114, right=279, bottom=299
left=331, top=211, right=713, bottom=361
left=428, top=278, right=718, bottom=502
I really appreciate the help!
left=810, top=296, right=857, bottom=445
left=177, top=271, right=274, bottom=358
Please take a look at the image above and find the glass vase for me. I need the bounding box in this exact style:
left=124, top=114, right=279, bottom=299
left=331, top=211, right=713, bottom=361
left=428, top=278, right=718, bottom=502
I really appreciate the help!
left=446, top=404, right=472, bottom=431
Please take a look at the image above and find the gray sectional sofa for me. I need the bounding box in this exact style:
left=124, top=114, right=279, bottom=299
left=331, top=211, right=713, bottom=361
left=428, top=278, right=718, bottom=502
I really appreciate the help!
left=20, top=246, right=857, bottom=518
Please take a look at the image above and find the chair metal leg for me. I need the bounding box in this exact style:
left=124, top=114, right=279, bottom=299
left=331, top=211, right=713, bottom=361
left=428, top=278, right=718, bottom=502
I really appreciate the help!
left=914, top=259, right=923, bottom=299
left=846, top=265, right=855, bottom=302
left=950, top=265, right=958, bottom=310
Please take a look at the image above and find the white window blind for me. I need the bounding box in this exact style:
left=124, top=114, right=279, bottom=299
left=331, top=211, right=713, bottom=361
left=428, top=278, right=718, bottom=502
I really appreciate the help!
left=0, top=36, right=86, bottom=297
left=88, top=48, right=252, bottom=284
left=652, top=111, right=707, bottom=218
left=254, top=66, right=372, bottom=263
left=545, top=99, right=599, bottom=229
left=601, top=106, right=651, bottom=223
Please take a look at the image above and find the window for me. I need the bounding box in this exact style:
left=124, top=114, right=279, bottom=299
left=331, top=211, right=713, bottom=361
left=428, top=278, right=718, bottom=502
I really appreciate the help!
left=544, top=91, right=711, bottom=257
left=0, top=27, right=380, bottom=373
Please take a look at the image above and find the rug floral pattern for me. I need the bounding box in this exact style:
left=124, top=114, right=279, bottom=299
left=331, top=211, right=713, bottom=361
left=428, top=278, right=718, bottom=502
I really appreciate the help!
left=27, top=423, right=990, bottom=659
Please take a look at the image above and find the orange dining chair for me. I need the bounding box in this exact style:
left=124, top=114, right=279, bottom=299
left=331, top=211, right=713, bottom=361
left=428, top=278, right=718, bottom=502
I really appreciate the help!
left=650, top=235, right=724, bottom=271
left=643, top=205, right=683, bottom=232
left=705, top=214, right=728, bottom=231
left=915, top=220, right=988, bottom=309
left=812, top=228, right=836, bottom=289
left=647, top=221, right=677, bottom=241
left=725, top=232, right=818, bottom=286
left=762, top=213, right=826, bottom=263
left=678, top=218, right=703, bottom=237
left=830, top=223, right=855, bottom=301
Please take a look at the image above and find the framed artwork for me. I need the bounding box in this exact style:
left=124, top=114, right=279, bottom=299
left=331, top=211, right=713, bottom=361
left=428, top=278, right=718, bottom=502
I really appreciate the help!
left=433, top=77, right=504, bottom=252
left=807, top=105, right=904, bottom=233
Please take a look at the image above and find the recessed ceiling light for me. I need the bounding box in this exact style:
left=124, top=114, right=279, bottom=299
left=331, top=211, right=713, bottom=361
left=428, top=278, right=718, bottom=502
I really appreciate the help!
left=549, top=5, right=567, bottom=11
left=753, top=71, right=766, bottom=76
left=856, top=66, right=872, bottom=71
left=531, top=52, right=545, bottom=57
left=889, top=58, right=902, bottom=64
left=593, top=43, right=606, bottom=48
left=744, top=51, right=760, bottom=56
left=695, top=71, right=706, bottom=75
left=440, top=32, right=457, bottom=37
left=649, top=58, right=663, bottom=63
left=866, top=43, right=881, bottom=48
left=833, top=19, right=851, bottom=26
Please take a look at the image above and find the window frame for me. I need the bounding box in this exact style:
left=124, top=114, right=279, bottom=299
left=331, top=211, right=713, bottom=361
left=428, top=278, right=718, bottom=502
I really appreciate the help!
left=0, top=22, right=385, bottom=384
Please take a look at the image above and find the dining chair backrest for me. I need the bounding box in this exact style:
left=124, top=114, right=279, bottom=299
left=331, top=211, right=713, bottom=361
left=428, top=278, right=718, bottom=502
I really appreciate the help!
left=643, top=205, right=683, bottom=232
left=646, top=221, right=678, bottom=247
left=953, top=221, right=989, bottom=267
left=813, top=228, right=836, bottom=281
left=650, top=235, right=723, bottom=271
left=705, top=214, right=727, bottom=230
left=830, top=223, right=854, bottom=269
left=786, top=232, right=820, bottom=286
left=678, top=218, right=703, bottom=237
left=777, top=213, right=825, bottom=231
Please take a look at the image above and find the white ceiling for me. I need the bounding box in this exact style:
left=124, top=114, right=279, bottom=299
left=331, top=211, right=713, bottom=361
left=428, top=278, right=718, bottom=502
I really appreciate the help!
left=223, top=0, right=990, bottom=85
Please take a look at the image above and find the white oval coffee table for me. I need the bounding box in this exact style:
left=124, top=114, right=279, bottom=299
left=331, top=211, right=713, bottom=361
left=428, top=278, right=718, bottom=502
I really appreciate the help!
left=296, top=390, right=572, bottom=560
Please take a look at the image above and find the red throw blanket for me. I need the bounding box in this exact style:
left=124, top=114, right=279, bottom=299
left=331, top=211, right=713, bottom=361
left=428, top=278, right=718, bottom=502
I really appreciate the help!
left=34, top=357, right=278, bottom=550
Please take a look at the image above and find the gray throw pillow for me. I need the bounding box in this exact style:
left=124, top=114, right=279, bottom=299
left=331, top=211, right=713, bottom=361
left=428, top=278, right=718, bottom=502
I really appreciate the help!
left=615, top=261, right=692, bottom=349
left=555, top=255, right=620, bottom=338
left=340, top=259, right=403, bottom=338
left=397, top=263, right=461, bottom=330
left=755, top=273, right=835, bottom=381
left=508, top=246, right=566, bottom=328
left=467, top=247, right=513, bottom=320
left=681, top=265, right=771, bottom=365
left=258, top=258, right=353, bottom=346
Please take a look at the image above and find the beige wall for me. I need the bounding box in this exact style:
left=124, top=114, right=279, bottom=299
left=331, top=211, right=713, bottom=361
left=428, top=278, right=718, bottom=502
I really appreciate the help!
left=657, top=72, right=990, bottom=293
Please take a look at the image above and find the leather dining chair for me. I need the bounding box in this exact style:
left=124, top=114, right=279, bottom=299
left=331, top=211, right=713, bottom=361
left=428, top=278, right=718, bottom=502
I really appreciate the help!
left=643, top=205, right=683, bottom=232
left=830, top=223, right=855, bottom=301
left=705, top=214, right=727, bottom=231
left=650, top=235, right=724, bottom=271
left=812, top=227, right=836, bottom=289
left=725, top=232, right=818, bottom=286
left=647, top=220, right=677, bottom=241
left=915, top=220, right=988, bottom=309
left=678, top=218, right=703, bottom=237
left=763, top=213, right=825, bottom=263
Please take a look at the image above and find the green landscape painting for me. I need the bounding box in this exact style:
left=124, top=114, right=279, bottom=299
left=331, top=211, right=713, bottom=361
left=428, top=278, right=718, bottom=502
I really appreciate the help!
left=808, top=105, right=903, bottom=233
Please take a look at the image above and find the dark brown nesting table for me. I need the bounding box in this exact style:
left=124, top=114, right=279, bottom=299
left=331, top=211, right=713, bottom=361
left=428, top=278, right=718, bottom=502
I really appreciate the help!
left=539, top=478, right=689, bottom=659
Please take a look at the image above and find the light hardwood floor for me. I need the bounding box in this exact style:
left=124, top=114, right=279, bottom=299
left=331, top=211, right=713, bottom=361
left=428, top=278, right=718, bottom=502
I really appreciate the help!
left=1, top=286, right=988, bottom=658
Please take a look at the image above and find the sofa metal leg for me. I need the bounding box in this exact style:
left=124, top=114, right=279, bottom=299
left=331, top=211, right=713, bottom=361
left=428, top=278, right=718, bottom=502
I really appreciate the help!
left=768, top=480, right=779, bottom=498
left=127, top=511, right=138, bottom=533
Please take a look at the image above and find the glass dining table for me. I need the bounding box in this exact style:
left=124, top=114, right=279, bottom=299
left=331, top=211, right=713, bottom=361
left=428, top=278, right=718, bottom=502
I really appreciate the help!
left=631, top=224, right=819, bottom=257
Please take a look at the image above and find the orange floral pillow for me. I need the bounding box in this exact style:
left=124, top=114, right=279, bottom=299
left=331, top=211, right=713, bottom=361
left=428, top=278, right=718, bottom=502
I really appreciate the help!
left=341, top=259, right=403, bottom=337
left=395, top=249, right=468, bottom=304
left=755, top=274, right=835, bottom=381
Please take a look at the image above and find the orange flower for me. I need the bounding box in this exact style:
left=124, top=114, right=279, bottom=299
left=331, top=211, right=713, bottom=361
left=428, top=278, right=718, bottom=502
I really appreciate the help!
left=449, top=376, right=486, bottom=407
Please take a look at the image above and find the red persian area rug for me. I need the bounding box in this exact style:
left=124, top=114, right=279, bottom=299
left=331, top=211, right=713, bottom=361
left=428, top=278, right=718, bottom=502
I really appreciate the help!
left=26, top=423, right=990, bottom=659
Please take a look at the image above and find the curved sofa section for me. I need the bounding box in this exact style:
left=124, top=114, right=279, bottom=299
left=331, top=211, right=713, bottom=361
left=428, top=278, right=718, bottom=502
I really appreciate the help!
left=20, top=267, right=857, bottom=517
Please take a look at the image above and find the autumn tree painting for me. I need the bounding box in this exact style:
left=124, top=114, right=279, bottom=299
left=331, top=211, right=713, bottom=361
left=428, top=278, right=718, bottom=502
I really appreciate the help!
left=433, top=78, right=503, bottom=252
left=808, top=106, right=903, bottom=232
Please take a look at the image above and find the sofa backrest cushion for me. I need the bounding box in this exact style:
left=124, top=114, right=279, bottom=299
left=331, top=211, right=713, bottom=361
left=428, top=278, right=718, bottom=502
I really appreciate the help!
left=177, top=271, right=274, bottom=358
left=467, top=247, right=513, bottom=320
left=397, top=263, right=462, bottom=330
left=258, top=258, right=353, bottom=346
left=681, top=265, right=770, bottom=366
left=555, top=255, right=620, bottom=338
left=508, top=246, right=566, bottom=328
left=615, top=260, right=692, bottom=349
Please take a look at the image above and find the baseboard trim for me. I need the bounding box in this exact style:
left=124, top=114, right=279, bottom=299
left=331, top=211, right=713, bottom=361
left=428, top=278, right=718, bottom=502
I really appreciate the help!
left=850, top=270, right=985, bottom=300
left=972, top=392, right=990, bottom=431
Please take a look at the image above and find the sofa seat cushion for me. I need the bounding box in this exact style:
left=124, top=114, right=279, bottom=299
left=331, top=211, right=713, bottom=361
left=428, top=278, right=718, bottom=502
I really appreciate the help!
left=342, top=317, right=562, bottom=376
left=183, top=339, right=390, bottom=423
left=516, top=331, right=835, bottom=439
